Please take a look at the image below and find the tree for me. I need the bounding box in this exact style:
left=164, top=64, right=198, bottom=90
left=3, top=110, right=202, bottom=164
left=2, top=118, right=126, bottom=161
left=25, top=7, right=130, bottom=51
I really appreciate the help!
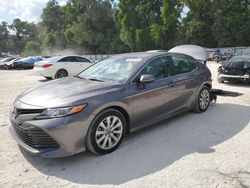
left=181, top=0, right=250, bottom=48
left=212, top=0, right=250, bottom=47
left=40, top=0, right=66, bottom=49
left=8, top=18, right=39, bottom=54
left=118, top=0, right=182, bottom=51
left=181, top=0, right=217, bottom=47
left=160, top=0, right=182, bottom=48
left=22, top=41, right=41, bottom=56
left=64, top=0, right=120, bottom=53
left=0, top=22, right=9, bottom=52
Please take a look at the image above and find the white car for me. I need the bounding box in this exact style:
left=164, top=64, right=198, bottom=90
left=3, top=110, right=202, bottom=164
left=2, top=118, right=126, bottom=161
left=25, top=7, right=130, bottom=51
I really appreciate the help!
left=34, top=55, right=93, bottom=79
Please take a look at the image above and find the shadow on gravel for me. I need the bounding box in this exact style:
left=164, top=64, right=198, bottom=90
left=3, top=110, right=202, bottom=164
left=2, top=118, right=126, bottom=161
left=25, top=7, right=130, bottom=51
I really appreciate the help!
left=222, top=82, right=250, bottom=88
left=21, top=103, right=250, bottom=185
left=210, top=89, right=243, bottom=97
left=38, top=79, right=51, bottom=83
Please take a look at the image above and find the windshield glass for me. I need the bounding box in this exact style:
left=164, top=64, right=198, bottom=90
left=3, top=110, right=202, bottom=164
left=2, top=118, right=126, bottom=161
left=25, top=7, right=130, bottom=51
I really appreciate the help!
left=78, top=56, right=144, bottom=82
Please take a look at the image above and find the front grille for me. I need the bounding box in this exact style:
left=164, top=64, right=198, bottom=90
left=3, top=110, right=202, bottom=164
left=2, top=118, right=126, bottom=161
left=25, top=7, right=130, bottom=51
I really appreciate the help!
left=12, top=122, right=59, bottom=149
left=15, top=108, right=45, bottom=117
left=224, top=68, right=245, bottom=75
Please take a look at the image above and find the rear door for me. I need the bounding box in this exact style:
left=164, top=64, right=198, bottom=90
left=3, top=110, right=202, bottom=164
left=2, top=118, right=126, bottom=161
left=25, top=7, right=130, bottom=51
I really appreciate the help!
left=167, top=54, right=200, bottom=109
left=57, top=56, right=78, bottom=75
left=57, top=56, right=73, bottom=70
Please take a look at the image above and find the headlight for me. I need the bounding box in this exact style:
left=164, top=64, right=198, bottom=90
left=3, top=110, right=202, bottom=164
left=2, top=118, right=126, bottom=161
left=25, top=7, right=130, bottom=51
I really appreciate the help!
left=35, top=104, right=87, bottom=119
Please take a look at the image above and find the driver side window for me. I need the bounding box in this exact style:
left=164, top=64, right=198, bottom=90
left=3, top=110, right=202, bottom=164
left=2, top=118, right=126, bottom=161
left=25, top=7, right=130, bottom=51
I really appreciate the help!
left=140, top=57, right=168, bottom=80
left=136, top=56, right=170, bottom=82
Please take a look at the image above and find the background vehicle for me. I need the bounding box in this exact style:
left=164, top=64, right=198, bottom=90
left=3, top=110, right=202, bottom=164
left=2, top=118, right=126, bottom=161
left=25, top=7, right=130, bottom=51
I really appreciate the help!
left=0, top=57, right=15, bottom=63
left=221, top=53, right=233, bottom=61
left=0, top=58, right=22, bottom=69
left=10, top=51, right=212, bottom=158
left=33, top=55, right=93, bottom=79
left=13, top=56, right=44, bottom=69
left=218, top=55, right=250, bottom=83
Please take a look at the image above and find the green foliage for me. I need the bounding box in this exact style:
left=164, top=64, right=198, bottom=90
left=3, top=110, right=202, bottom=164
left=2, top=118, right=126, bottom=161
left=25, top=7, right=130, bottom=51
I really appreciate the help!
left=62, top=0, right=122, bottom=53
left=211, top=0, right=250, bottom=47
left=0, top=22, right=9, bottom=52
left=22, top=41, right=41, bottom=57
left=181, top=0, right=217, bottom=47
left=118, top=0, right=182, bottom=51
left=40, top=0, right=67, bottom=49
left=1, top=0, right=250, bottom=55
left=7, top=19, right=39, bottom=54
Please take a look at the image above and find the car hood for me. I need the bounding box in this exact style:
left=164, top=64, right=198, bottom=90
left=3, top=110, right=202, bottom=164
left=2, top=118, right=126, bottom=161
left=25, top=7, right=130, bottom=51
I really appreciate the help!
left=17, top=77, right=123, bottom=108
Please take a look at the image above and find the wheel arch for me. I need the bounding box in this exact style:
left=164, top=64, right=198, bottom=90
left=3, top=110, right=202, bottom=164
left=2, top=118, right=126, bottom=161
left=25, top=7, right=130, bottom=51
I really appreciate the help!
left=203, top=82, right=212, bottom=90
left=91, top=103, right=131, bottom=135
left=106, top=106, right=131, bottom=135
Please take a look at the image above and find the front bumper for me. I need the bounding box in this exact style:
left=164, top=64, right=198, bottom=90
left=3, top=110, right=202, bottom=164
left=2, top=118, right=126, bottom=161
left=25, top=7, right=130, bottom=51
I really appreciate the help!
left=218, top=73, right=250, bottom=79
left=10, top=125, right=71, bottom=157
left=10, top=108, right=95, bottom=158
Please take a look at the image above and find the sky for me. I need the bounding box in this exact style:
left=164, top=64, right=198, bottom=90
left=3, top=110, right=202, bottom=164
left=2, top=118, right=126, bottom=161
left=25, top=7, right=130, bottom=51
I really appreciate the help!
left=0, top=0, right=67, bottom=24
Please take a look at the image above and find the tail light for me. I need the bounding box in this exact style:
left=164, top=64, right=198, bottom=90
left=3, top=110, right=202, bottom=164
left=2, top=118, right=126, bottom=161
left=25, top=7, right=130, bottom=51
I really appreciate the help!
left=42, top=64, right=53, bottom=68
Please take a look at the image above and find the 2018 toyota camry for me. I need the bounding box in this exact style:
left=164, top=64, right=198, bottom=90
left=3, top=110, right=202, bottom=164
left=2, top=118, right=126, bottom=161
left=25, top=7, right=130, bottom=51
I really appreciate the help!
left=9, top=52, right=212, bottom=158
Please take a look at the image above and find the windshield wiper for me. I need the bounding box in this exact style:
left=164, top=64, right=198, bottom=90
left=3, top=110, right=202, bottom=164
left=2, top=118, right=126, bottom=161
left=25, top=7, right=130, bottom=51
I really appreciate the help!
left=88, top=78, right=104, bottom=82
left=74, top=75, right=85, bottom=79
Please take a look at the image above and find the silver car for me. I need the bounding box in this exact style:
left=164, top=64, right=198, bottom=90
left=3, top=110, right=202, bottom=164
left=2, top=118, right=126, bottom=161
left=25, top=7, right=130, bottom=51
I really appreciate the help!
left=10, top=52, right=212, bottom=158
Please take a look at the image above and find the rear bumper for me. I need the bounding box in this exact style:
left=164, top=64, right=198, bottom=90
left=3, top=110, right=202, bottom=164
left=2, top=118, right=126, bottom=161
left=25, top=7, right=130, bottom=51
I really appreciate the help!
left=33, top=67, right=55, bottom=78
left=218, top=73, right=249, bottom=79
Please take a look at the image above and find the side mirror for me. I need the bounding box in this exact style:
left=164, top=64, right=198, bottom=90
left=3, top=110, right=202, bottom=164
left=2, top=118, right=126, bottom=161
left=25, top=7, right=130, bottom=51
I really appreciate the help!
left=140, top=74, right=155, bottom=83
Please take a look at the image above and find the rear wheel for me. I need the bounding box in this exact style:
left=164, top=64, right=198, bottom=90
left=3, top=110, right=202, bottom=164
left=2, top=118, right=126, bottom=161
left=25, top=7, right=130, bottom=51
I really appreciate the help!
left=55, top=69, right=68, bottom=78
left=86, top=109, right=126, bottom=155
left=193, top=86, right=210, bottom=113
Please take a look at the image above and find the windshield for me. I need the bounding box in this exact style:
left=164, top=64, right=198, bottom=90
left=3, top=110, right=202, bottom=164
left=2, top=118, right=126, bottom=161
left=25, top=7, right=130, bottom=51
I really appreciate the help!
left=78, top=56, right=144, bottom=82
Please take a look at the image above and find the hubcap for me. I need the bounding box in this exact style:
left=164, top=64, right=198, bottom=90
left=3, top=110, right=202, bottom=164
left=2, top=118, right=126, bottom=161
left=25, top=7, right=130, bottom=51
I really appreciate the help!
left=199, top=89, right=210, bottom=110
left=57, top=70, right=67, bottom=78
left=95, top=116, right=123, bottom=150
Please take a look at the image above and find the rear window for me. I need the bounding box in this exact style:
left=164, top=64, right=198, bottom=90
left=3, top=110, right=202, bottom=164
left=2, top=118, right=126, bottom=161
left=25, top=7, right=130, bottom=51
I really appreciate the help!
left=170, top=54, right=197, bottom=75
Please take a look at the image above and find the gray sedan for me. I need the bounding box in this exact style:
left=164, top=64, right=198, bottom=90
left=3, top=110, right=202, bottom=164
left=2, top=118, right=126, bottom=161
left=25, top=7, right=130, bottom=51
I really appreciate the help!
left=9, top=52, right=212, bottom=158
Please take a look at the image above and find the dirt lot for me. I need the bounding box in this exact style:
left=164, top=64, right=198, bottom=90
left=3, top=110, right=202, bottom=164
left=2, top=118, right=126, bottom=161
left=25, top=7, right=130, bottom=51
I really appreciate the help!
left=0, top=62, right=249, bottom=188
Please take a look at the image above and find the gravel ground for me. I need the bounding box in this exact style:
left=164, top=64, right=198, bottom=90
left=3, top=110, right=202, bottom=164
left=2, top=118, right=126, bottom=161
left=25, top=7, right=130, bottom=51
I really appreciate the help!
left=0, top=62, right=249, bottom=188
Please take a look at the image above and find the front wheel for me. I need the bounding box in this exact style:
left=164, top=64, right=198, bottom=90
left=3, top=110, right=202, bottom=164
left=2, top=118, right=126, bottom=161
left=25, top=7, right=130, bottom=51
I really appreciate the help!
left=86, top=109, right=126, bottom=155
left=193, top=86, right=210, bottom=113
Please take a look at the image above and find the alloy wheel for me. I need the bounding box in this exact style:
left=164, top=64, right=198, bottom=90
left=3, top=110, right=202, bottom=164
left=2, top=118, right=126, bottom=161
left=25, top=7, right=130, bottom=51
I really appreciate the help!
left=199, top=89, right=210, bottom=110
left=56, top=70, right=68, bottom=78
left=95, top=116, right=123, bottom=150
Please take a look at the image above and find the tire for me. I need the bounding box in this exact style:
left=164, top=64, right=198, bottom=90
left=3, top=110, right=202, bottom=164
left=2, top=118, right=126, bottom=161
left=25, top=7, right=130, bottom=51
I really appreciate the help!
left=45, top=77, right=52, bottom=80
left=193, top=86, right=210, bottom=113
left=86, top=109, right=127, bottom=155
left=55, top=69, right=68, bottom=78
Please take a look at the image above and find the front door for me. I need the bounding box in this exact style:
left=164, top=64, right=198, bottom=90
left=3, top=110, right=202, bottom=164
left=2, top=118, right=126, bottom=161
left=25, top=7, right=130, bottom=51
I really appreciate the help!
left=125, top=56, right=181, bottom=130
